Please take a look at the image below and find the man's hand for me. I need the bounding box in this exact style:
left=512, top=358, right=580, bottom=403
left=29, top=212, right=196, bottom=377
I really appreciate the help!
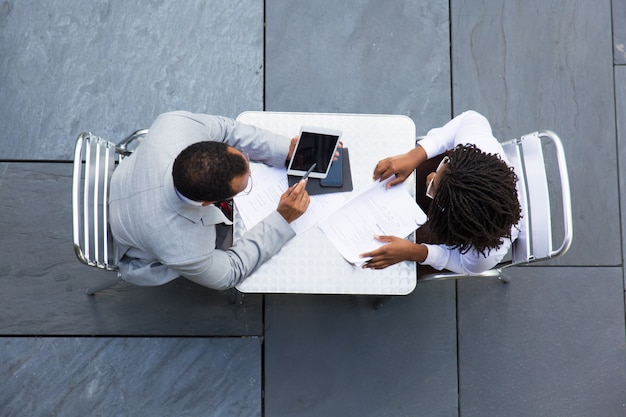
left=286, top=136, right=343, bottom=164
left=276, top=179, right=310, bottom=223
left=287, top=136, right=298, bottom=163
left=373, top=147, right=427, bottom=188
left=359, top=235, right=427, bottom=269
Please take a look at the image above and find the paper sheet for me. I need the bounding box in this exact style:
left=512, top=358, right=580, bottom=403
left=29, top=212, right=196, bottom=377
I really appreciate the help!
left=235, top=165, right=426, bottom=265
left=234, top=164, right=347, bottom=235
left=318, top=177, right=427, bottom=265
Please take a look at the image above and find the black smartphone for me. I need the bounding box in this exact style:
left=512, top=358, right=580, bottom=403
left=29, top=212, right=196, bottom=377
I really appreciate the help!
left=320, top=147, right=343, bottom=187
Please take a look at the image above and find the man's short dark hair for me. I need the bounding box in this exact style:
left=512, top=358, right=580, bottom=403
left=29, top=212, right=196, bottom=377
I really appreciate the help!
left=428, top=143, right=522, bottom=256
left=172, top=141, right=248, bottom=202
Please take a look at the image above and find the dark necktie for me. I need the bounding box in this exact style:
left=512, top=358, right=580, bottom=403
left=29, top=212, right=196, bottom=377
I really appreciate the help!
left=214, top=201, right=233, bottom=221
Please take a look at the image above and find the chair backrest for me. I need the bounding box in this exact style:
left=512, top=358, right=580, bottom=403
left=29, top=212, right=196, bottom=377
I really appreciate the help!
left=72, top=133, right=121, bottom=271
left=501, top=131, right=573, bottom=267
left=72, top=130, right=148, bottom=271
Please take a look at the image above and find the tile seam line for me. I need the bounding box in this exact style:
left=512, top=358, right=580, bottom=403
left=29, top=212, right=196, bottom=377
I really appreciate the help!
left=262, top=0, right=267, bottom=112
left=610, top=0, right=626, bottom=282
left=449, top=3, right=460, bottom=416
left=261, top=3, right=267, bottom=416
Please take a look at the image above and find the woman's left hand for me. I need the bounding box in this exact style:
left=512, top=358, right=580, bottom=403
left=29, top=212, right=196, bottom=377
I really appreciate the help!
left=360, top=235, right=424, bottom=269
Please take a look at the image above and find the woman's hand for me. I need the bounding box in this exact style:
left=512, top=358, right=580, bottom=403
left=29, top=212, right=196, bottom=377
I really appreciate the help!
left=373, top=146, right=427, bottom=188
left=360, top=235, right=427, bottom=269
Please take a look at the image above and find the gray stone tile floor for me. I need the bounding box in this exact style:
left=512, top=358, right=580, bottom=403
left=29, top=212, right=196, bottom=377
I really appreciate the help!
left=1, top=1, right=625, bottom=416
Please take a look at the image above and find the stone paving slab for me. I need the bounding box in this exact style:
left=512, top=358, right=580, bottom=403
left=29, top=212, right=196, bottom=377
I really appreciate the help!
left=457, top=267, right=626, bottom=417
left=451, top=0, right=618, bottom=267
left=2, top=337, right=261, bottom=417
left=0, top=162, right=262, bottom=336
left=265, top=0, right=452, bottom=135
left=0, top=0, right=264, bottom=160
left=614, top=0, right=626, bottom=64
left=264, top=283, right=458, bottom=417
left=618, top=67, right=626, bottom=288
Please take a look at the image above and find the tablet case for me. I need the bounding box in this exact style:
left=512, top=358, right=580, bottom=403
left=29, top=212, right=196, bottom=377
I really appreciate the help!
left=287, top=148, right=353, bottom=195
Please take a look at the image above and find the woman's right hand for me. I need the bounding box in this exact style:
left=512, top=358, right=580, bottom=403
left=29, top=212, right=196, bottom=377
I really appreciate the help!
left=373, top=147, right=426, bottom=188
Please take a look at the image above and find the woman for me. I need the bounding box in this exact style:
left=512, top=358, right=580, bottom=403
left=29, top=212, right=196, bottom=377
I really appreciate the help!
left=360, top=110, right=522, bottom=275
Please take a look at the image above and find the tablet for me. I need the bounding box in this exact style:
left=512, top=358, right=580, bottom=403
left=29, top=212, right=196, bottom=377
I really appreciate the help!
left=287, top=126, right=342, bottom=179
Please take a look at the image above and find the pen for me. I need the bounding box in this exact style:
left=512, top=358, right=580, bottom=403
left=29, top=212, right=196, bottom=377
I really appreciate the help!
left=300, top=163, right=317, bottom=182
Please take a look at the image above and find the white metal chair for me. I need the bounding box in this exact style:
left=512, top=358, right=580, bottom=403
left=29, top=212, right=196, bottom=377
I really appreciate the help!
left=417, top=130, right=572, bottom=282
left=72, top=129, right=147, bottom=295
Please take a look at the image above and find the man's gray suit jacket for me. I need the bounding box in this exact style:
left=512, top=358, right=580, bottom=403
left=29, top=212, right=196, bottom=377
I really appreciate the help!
left=109, top=111, right=295, bottom=290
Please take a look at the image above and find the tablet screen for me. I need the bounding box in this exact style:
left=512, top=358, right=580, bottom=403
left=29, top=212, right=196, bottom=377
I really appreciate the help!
left=287, top=128, right=341, bottom=178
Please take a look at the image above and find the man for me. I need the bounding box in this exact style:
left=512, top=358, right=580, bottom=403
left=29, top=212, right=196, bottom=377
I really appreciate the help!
left=360, top=110, right=521, bottom=274
left=109, top=111, right=310, bottom=290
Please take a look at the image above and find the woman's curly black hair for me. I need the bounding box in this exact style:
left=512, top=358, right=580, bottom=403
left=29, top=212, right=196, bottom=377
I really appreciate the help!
left=427, top=143, right=522, bottom=256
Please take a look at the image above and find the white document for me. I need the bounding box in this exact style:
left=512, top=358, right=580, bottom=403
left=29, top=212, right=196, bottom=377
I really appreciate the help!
left=235, top=165, right=426, bottom=265
left=234, top=164, right=347, bottom=235
left=318, top=177, right=427, bottom=266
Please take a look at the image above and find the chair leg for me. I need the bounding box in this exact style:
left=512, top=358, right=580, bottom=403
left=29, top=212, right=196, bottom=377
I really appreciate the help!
left=373, top=296, right=393, bottom=310
left=85, top=277, right=123, bottom=295
left=229, top=288, right=244, bottom=305
left=498, top=273, right=511, bottom=283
